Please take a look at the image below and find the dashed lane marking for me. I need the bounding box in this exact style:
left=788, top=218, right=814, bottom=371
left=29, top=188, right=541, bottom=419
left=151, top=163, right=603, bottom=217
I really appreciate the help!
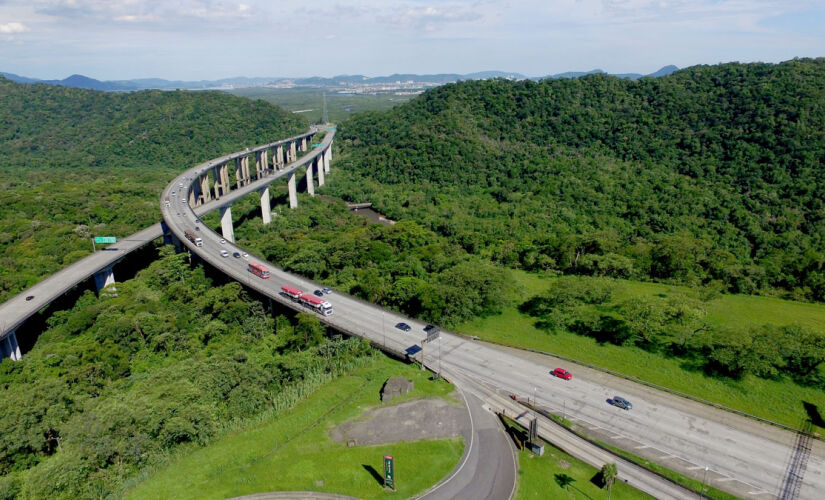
left=634, top=445, right=650, bottom=450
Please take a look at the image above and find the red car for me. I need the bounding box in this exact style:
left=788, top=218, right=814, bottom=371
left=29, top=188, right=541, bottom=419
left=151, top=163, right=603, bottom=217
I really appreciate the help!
left=552, top=368, right=572, bottom=380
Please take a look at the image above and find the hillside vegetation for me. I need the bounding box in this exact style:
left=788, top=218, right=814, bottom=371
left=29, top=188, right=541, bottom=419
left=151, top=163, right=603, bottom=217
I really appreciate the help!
left=0, top=78, right=306, bottom=301
left=331, top=58, right=825, bottom=302
left=0, top=248, right=375, bottom=498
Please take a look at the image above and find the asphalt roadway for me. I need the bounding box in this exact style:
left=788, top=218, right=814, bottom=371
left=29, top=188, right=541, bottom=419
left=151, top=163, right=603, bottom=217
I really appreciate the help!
left=163, top=130, right=825, bottom=499
left=415, top=385, right=517, bottom=500
left=3, top=128, right=822, bottom=499
left=0, top=131, right=316, bottom=342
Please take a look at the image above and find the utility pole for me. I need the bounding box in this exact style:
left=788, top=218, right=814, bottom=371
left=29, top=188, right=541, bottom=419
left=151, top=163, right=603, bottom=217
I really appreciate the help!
left=701, top=466, right=708, bottom=498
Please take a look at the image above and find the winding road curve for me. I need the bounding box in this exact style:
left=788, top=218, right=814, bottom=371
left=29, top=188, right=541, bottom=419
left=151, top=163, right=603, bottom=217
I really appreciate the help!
left=163, top=129, right=825, bottom=500
left=3, top=128, right=823, bottom=498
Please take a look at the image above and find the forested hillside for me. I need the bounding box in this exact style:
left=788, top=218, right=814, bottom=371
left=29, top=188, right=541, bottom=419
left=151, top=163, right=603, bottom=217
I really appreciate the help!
left=331, top=58, right=825, bottom=302
left=0, top=248, right=374, bottom=498
left=0, top=78, right=306, bottom=301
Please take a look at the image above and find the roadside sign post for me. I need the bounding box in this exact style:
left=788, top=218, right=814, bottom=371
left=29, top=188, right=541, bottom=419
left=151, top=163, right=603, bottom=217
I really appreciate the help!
left=383, top=455, right=395, bottom=491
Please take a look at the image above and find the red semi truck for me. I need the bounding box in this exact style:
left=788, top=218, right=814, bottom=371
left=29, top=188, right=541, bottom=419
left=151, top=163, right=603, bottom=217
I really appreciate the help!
left=280, top=285, right=333, bottom=316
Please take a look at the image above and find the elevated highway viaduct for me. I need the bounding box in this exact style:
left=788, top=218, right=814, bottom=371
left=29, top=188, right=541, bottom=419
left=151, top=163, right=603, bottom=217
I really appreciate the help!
left=162, top=131, right=824, bottom=498
left=3, top=127, right=823, bottom=499
left=0, top=130, right=320, bottom=360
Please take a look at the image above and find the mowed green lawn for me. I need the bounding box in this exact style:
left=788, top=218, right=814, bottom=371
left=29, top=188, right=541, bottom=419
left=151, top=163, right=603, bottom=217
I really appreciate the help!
left=510, top=427, right=652, bottom=500
left=458, top=271, right=825, bottom=429
left=125, top=356, right=463, bottom=500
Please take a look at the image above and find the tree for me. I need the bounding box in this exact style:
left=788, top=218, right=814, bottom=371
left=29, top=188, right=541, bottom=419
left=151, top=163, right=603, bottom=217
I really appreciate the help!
left=600, top=462, right=618, bottom=498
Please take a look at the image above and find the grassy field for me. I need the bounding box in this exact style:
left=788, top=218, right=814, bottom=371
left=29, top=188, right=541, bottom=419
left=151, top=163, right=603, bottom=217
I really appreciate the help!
left=457, top=271, right=825, bottom=429
left=125, top=355, right=463, bottom=499
left=502, top=417, right=651, bottom=500
left=226, top=87, right=416, bottom=123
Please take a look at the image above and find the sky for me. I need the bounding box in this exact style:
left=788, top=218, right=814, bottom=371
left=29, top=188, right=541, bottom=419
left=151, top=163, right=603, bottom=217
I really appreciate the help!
left=0, top=0, right=823, bottom=80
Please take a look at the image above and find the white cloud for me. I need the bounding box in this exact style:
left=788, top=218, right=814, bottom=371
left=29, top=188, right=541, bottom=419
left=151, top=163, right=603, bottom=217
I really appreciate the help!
left=0, top=21, right=29, bottom=33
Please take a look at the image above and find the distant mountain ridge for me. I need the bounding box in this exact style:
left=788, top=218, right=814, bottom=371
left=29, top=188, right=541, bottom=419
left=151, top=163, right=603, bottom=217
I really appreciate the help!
left=1, top=66, right=679, bottom=91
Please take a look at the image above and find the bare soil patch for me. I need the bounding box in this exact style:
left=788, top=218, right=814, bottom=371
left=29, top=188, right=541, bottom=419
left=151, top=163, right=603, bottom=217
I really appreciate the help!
left=330, top=397, right=469, bottom=446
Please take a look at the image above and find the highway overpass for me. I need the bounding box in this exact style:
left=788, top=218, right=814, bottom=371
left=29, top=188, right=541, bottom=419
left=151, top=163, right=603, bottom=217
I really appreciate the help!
left=160, top=129, right=824, bottom=499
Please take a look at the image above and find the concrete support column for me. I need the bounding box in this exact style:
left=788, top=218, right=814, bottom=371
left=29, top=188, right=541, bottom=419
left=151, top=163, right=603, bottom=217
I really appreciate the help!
left=189, top=184, right=198, bottom=206
left=324, top=147, right=331, bottom=173
left=0, top=331, right=22, bottom=361
left=328, top=143, right=333, bottom=162
left=234, top=157, right=243, bottom=189
left=276, top=145, right=284, bottom=169
left=94, top=265, right=116, bottom=293
left=255, top=151, right=263, bottom=179
left=290, top=141, right=297, bottom=163
left=220, top=205, right=235, bottom=243
left=240, top=156, right=248, bottom=182
left=161, top=221, right=174, bottom=246
left=260, top=187, right=272, bottom=225
left=262, top=149, right=269, bottom=175
left=306, top=163, right=315, bottom=196
left=300, top=137, right=307, bottom=152
left=201, top=174, right=212, bottom=203
left=288, top=172, right=298, bottom=209
left=317, top=156, right=325, bottom=186
left=212, top=167, right=221, bottom=199
left=222, top=163, right=231, bottom=194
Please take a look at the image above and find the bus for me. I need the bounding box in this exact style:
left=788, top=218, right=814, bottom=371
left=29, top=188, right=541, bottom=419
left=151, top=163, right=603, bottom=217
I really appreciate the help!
left=248, top=262, right=270, bottom=279
left=281, top=285, right=303, bottom=300
left=299, top=293, right=333, bottom=316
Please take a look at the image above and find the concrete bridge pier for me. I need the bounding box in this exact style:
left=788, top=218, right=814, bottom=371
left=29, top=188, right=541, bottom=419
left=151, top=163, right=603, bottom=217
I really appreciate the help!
left=189, top=183, right=198, bottom=206
left=324, top=147, right=331, bottom=173
left=316, top=156, right=325, bottom=187
left=161, top=221, right=174, bottom=246
left=220, top=205, right=235, bottom=242
left=306, top=163, right=315, bottom=196
left=0, top=331, right=22, bottom=361
left=234, top=158, right=242, bottom=189
left=200, top=174, right=212, bottom=204
left=300, top=137, right=307, bottom=152
left=260, top=187, right=272, bottom=225
left=289, top=141, right=297, bottom=162
left=288, top=172, right=298, bottom=209
left=255, top=151, right=264, bottom=179
left=222, top=163, right=232, bottom=195
left=276, top=145, right=284, bottom=170
left=94, top=265, right=116, bottom=293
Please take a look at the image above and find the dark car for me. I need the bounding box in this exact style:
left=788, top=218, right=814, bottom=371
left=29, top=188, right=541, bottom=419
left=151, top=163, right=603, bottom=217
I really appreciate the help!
left=322, top=287, right=333, bottom=294
left=609, top=396, right=633, bottom=410
left=25, top=295, right=34, bottom=301
left=395, top=322, right=412, bottom=332
left=313, top=290, right=324, bottom=297
left=232, top=251, right=241, bottom=258
left=423, top=324, right=438, bottom=333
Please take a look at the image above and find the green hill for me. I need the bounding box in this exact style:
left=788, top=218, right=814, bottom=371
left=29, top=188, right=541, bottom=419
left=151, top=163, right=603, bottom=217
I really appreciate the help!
left=330, top=58, right=825, bottom=302
left=0, top=78, right=306, bottom=300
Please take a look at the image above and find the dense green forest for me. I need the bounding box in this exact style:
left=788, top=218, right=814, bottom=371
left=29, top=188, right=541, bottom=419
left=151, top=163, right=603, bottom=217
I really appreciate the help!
left=0, top=77, right=306, bottom=301
left=330, top=58, right=825, bottom=302
left=225, top=194, right=515, bottom=327
left=0, top=248, right=375, bottom=499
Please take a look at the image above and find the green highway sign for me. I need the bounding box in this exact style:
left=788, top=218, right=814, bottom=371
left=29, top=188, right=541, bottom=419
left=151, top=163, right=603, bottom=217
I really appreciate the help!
left=384, top=455, right=395, bottom=490
left=312, top=143, right=322, bottom=147
left=94, top=236, right=117, bottom=244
